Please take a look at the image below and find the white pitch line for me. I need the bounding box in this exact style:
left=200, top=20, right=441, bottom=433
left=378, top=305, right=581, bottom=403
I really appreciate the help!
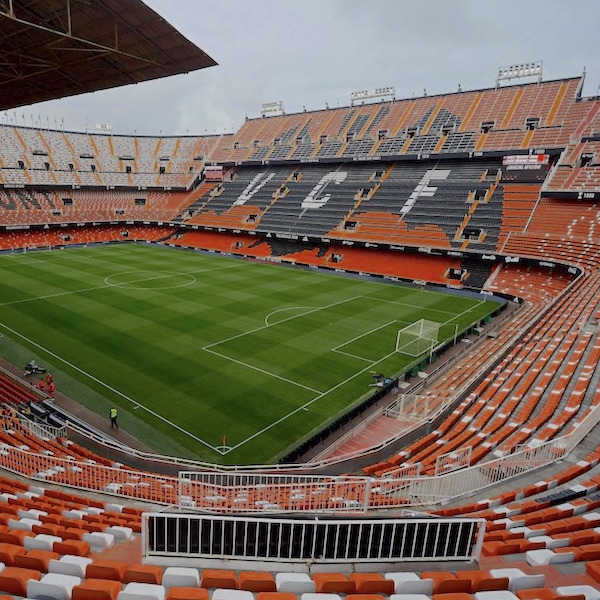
left=331, top=349, right=374, bottom=363
left=203, top=295, right=363, bottom=350
left=331, top=320, right=399, bottom=351
left=225, top=295, right=493, bottom=452
left=264, top=306, right=312, bottom=327
left=364, top=296, right=459, bottom=315
left=0, top=320, right=220, bottom=452
left=204, top=347, right=323, bottom=394
left=0, top=263, right=242, bottom=308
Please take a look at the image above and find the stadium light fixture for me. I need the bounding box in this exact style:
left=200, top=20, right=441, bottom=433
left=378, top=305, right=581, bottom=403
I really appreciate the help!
left=350, top=87, right=396, bottom=105
left=496, top=62, right=543, bottom=86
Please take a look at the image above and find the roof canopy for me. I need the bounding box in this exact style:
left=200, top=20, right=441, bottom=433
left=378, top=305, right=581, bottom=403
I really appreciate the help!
left=0, top=0, right=217, bottom=110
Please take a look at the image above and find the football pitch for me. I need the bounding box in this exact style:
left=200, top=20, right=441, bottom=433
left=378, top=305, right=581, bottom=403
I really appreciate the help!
left=0, top=244, right=500, bottom=464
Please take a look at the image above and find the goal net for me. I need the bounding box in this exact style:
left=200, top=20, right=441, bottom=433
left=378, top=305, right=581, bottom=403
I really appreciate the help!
left=395, top=319, right=440, bottom=357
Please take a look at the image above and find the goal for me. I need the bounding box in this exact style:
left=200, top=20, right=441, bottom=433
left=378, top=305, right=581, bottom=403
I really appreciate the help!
left=395, top=319, right=440, bottom=357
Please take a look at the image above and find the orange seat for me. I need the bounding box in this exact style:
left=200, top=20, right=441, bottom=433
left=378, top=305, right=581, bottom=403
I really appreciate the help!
left=516, top=588, right=585, bottom=600
left=123, top=564, right=163, bottom=585
left=421, top=573, right=471, bottom=595
left=62, top=528, right=87, bottom=541
left=54, top=540, right=90, bottom=557
left=166, top=588, right=210, bottom=600
left=433, top=594, right=476, bottom=600
left=349, top=574, right=395, bottom=595
left=14, top=549, right=59, bottom=572
left=455, top=571, right=509, bottom=592
left=0, top=529, right=34, bottom=546
left=32, top=523, right=63, bottom=536
left=313, top=574, right=356, bottom=594
left=0, top=543, right=26, bottom=566
left=0, top=566, right=41, bottom=596
left=347, top=595, right=387, bottom=600
left=73, top=579, right=122, bottom=600
left=256, top=594, right=299, bottom=600
left=86, top=560, right=127, bottom=582
left=238, top=572, right=276, bottom=592
left=586, top=560, right=600, bottom=583
left=201, top=570, right=237, bottom=589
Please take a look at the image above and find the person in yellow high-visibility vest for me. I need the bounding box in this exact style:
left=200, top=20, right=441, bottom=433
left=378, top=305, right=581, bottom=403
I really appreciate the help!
left=110, top=407, right=118, bottom=430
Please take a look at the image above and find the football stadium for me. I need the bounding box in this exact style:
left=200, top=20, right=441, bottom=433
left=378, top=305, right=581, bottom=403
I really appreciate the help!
left=1, top=0, right=600, bottom=595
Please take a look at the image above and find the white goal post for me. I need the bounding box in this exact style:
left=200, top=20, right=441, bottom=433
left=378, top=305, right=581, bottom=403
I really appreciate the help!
left=395, top=319, right=440, bottom=357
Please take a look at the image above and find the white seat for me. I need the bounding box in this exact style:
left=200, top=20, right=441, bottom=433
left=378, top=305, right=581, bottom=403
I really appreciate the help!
left=105, top=526, right=133, bottom=541
left=18, top=509, right=48, bottom=520
left=82, top=532, right=114, bottom=549
left=475, top=593, right=520, bottom=600
left=9, top=518, right=41, bottom=531
left=390, top=595, right=431, bottom=600
left=25, top=534, right=62, bottom=551
left=385, top=573, right=434, bottom=595
left=556, top=586, right=600, bottom=600
left=62, top=510, right=86, bottom=520
left=212, top=592, right=254, bottom=600
left=82, top=507, right=104, bottom=515
left=49, top=556, right=93, bottom=578
left=301, top=595, right=342, bottom=600
left=105, top=503, right=123, bottom=513
left=162, top=567, right=200, bottom=590
left=526, top=549, right=574, bottom=566
left=118, top=583, right=166, bottom=600
left=528, top=535, right=569, bottom=549
left=276, top=573, right=317, bottom=594
left=489, top=569, right=545, bottom=591
left=27, top=573, right=81, bottom=600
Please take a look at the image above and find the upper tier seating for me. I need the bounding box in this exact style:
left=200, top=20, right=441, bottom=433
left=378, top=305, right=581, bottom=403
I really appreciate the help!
left=0, top=126, right=220, bottom=189
left=209, top=78, right=586, bottom=163
left=545, top=141, right=600, bottom=193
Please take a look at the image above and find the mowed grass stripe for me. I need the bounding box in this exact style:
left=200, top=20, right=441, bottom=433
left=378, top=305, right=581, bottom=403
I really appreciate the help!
left=0, top=244, right=500, bottom=464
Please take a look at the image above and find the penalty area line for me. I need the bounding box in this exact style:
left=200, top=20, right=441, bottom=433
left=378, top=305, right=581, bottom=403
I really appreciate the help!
left=224, top=295, right=492, bottom=453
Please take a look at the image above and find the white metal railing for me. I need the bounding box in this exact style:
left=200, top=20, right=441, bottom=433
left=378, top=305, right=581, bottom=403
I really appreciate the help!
left=435, top=446, right=473, bottom=477
left=17, top=415, right=66, bottom=441
left=0, top=441, right=176, bottom=505
left=178, top=472, right=371, bottom=513
left=0, top=358, right=597, bottom=512
left=142, top=512, right=486, bottom=564
left=382, top=462, right=422, bottom=479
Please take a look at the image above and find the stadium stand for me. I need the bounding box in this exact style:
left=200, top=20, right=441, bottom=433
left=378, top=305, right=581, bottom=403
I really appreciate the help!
left=0, top=126, right=218, bottom=190
left=6, top=50, right=600, bottom=593
left=208, top=77, right=582, bottom=163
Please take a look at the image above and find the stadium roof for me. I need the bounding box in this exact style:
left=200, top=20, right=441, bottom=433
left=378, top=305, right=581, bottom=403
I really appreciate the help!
left=0, top=0, right=217, bottom=111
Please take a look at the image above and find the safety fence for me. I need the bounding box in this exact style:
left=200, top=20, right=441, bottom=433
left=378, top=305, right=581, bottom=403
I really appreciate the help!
left=178, top=472, right=371, bottom=513
left=142, top=512, right=486, bottom=566
left=0, top=394, right=595, bottom=511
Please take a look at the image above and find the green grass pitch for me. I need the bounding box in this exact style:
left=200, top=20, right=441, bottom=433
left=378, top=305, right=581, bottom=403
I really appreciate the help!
left=0, top=244, right=500, bottom=464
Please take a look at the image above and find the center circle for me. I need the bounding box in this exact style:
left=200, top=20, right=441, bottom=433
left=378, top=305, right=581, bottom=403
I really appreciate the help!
left=104, top=270, right=196, bottom=290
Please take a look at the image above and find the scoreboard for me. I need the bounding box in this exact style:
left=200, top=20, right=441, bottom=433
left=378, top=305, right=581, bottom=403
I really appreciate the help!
left=501, top=154, right=550, bottom=182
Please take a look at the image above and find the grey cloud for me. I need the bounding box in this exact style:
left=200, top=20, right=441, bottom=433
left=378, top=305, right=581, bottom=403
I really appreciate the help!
left=4, top=0, right=598, bottom=135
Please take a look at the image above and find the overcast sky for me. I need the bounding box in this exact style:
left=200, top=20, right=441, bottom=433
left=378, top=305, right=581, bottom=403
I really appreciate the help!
left=3, top=0, right=599, bottom=136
